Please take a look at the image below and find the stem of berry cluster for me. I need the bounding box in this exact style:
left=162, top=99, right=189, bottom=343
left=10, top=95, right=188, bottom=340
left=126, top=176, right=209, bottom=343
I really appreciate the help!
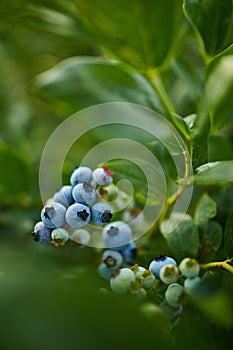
left=200, top=258, right=233, bottom=274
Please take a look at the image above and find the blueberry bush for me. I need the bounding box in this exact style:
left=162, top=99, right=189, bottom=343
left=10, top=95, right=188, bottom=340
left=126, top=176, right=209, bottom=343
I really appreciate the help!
left=0, top=1, right=233, bottom=350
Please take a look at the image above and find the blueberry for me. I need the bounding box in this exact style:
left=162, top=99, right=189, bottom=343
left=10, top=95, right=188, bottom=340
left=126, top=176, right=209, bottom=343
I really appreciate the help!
left=102, top=250, right=123, bottom=269
left=66, top=203, right=90, bottom=228
left=165, top=283, right=185, bottom=307
left=110, top=268, right=135, bottom=294
left=70, top=166, right=92, bottom=186
left=72, top=182, right=96, bottom=205
left=121, top=242, right=137, bottom=262
left=140, top=270, right=156, bottom=289
left=129, top=281, right=147, bottom=299
left=102, top=221, right=132, bottom=248
left=149, top=255, right=177, bottom=278
left=90, top=202, right=113, bottom=226
left=179, top=257, right=200, bottom=278
left=130, top=264, right=147, bottom=280
left=98, top=263, right=117, bottom=281
left=32, top=221, right=52, bottom=244
left=159, top=264, right=179, bottom=285
left=92, top=167, right=113, bottom=186
left=184, top=276, right=201, bottom=295
left=51, top=228, right=69, bottom=247
left=53, top=185, right=74, bottom=207
left=69, top=229, right=90, bottom=246
left=41, top=202, right=66, bottom=229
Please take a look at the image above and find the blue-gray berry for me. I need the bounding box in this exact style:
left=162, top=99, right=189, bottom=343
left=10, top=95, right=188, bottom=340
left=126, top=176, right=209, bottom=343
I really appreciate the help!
left=65, top=203, right=90, bottom=228
left=41, top=202, right=66, bottom=229
left=98, top=263, right=117, bottom=281
left=102, top=221, right=132, bottom=248
left=70, top=166, right=92, bottom=186
left=149, top=255, right=177, bottom=278
left=72, top=182, right=96, bottom=205
left=91, top=202, right=113, bottom=226
left=32, top=221, right=52, bottom=244
left=53, top=185, right=74, bottom=207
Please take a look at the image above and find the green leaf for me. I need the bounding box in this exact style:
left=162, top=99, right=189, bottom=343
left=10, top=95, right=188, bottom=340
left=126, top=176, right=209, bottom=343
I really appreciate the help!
left=208, top=134, right=233, bottom=162
left=193, top=161, right=233, bottom=186
left=183, top=0, right=233, bottom=56
left=206, top=43, right=233, bottom=77
left=0, top=141, right=31, bottom=203
left=224, top=210, right=233, bottom=258
left=194, top=193, right=217, bottom=225
left=34, top=57, right=164, bottom=116
left=160, top=216, right=200, bottom=260
left=171, top=113, right=192, bottom=141
left=198, top=220, right=223, bottom=261
left=192, top=56, right=233, bottom=165
left=74, top=0, right=184, bottom=70
left=205, top=56, right=233, bottom=133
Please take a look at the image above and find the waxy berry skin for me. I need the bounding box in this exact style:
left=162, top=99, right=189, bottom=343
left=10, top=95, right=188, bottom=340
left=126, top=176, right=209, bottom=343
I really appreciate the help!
left=102, top=250, right=123, bottom=269
left=179, top=258, right=200, bottom=278
left=159, top=264, right=179, bottom=285
left=149, top=255, right=177, bottom=278
left=70, top=166, right=92, bottom=186
left=90, top=202, right=113, bottom=226
left=33, top=221, right=52, bottom=244
left=110, top=268, right=135, bottom=294
left=102, top=221, right=132, bottom=248
left=53, top=185, right=74, bottom=207
left=41, top=202, right=66, bottom=229
left=65, top=203, right=90, bottom=228
left=72, top=182, right=96, bottom=206
left=165, top=283, right=185, bottom=307
left=92, top=167, right=113, bottom=186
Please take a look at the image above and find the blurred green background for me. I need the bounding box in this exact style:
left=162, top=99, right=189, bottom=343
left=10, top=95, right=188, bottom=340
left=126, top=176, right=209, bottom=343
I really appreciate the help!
left=0, top=1, right=233, bottom=349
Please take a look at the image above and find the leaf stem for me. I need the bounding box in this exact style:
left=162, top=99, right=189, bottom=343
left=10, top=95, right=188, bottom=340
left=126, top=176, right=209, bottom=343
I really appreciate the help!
left=200, top=258, right=233, bottom=274
left=144, top=69, right=175, bottom=121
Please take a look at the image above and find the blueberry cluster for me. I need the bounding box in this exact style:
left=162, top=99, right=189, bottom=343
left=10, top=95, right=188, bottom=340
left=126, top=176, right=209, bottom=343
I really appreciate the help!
left=33, top=166, right=115, bottom=247
left=99, top=254, right=202, bottom=325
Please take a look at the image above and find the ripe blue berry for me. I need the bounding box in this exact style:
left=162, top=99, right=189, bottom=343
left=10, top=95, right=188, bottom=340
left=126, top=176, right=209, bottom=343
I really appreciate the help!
left=92, top=167, right=113, bottom=186
left=41, top=202, right=66, bottom=229
left=65, top=203, right=90, bottom=228
left=140, top=270, right=156, bottom=289
left=98, top=263, right=117, bottom=281
left=179, top=258, right=200, bottom=278
left=53, top=185, right=74, bottom=207
left=51, top=228, right=69, bottom=247
left=149, top=255, right=177, bottom=278
left=110, top=268, right=135, bottom=294
left=184, top=276, right=201, bottom=295
left=121, top=242, right=137, bottom=262
left=32, top=221, right=52, bottom=244
left=90, top=202, right=113, bottom=226
left=102, top=250, right=123, bottom=269
left=165, top=283, right=185, bottom=307
left=72, top=182, right=96, bottom=205
left=70, top=166, right=92, bottom=186
left=159, top=264, right=179, bottom=284
left=102, top=221, right=132, bottom=248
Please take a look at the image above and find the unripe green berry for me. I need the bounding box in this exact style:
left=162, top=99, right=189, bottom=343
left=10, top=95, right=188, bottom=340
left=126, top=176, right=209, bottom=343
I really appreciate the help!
left=140, top=270, right=156, bottom=289
left=165, top=283, right=185, bottom=307
left=159, top=264, right=179, bottom=285
left=179, top=258, right=200, bottom=278
left=184, top=277, right=201, bottom=295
